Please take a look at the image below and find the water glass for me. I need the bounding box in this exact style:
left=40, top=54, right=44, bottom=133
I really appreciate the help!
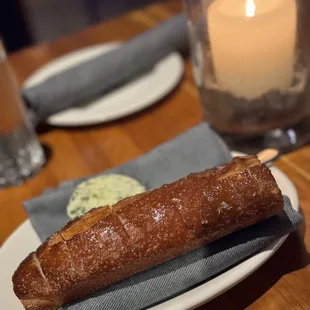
left=0, top=42, right=45, bottom=186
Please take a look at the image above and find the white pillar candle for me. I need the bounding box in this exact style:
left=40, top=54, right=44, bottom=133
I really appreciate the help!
left=207, top=0, right=297, bottom=100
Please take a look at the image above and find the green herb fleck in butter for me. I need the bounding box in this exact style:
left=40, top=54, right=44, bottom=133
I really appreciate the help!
left=67, top=174, right=146, bottom=219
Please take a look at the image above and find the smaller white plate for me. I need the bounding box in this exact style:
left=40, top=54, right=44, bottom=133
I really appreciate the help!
left=24, top=43, right=184, bottom=127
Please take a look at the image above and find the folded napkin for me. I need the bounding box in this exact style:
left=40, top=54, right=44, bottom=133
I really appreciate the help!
left=22, top=13, right=188, bottom=125
left=25, top=123, right=231, bottom=240
left=24, top=124, right=302, bottom=310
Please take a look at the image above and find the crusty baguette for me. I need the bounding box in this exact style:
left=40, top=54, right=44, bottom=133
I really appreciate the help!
left=12, top=156, right=283, bottom=310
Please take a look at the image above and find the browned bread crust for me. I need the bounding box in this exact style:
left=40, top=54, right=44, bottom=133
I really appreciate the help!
left=12, top=156, right=283, bottom=310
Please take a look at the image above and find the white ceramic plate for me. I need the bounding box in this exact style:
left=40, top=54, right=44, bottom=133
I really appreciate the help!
left=23, top=42, right=184, bottom=127
left=0, top=158, right=298, bottom=310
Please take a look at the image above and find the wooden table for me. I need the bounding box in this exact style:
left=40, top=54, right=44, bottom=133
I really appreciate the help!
left=1, top=1, right=310, bottom=309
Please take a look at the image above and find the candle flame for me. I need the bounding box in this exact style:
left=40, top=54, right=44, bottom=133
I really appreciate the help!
left=246, top=0, right=256, bottom=17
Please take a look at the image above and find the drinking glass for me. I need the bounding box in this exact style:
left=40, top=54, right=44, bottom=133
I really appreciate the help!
left=0, top=41, right=45, bottom=186
left=184, top=0, right=310, bottom=153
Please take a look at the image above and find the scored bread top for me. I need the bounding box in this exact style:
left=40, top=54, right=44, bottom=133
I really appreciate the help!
left=12, top=156, right=283, bottom=309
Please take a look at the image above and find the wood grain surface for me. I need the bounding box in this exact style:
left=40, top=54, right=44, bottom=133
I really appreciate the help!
left=1, top=2, right=309, bottom=309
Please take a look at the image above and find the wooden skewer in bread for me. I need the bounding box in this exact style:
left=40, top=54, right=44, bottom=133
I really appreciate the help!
left=12, top=156, right=283, bottom=310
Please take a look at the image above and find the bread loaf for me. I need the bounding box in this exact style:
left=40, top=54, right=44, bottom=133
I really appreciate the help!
left=12, top=156, right=283, bottom=310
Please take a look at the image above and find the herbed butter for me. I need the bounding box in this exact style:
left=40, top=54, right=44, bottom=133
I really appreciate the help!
left=67, top=174, right=146, bottom=219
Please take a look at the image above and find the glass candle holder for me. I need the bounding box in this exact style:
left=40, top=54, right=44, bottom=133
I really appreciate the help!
left=0, top=41, right=45, bottom=186
left=184, top=0, right=310, bottom=152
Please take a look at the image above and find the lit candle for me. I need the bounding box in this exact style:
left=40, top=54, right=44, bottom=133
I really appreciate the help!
left=207, top=0, right=297, bottom=100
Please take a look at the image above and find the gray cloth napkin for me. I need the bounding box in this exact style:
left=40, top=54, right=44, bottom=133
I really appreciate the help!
left=24, top=123, right=231, bottom=240
left=22, top=13, right=188, bottom=125
left=24, top=123, right=302, bottom=310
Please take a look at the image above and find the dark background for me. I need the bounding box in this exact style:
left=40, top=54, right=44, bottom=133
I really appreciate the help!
left=0, top=0, right=161, bottom=53
left=0, top=1, right=31, bottom=52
